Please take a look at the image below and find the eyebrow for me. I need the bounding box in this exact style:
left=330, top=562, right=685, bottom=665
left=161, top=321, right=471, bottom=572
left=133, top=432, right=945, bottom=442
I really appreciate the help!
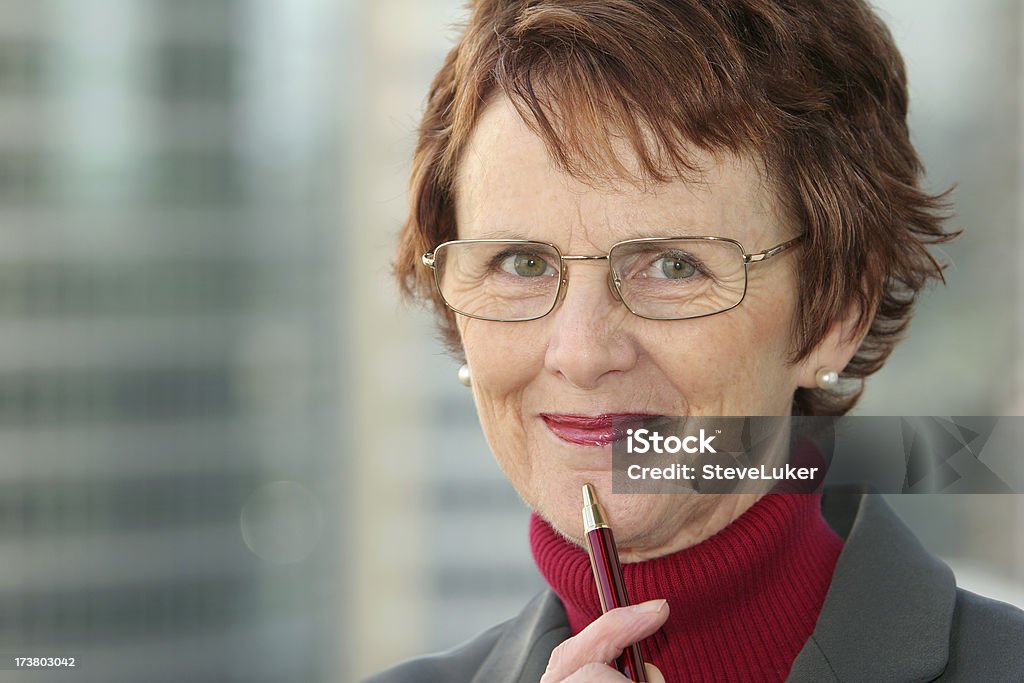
left=463, top=226, right=719, bottom=242
left=618, top=227, right=704, bottom=239
left=466, top=228, right=528, bottom=240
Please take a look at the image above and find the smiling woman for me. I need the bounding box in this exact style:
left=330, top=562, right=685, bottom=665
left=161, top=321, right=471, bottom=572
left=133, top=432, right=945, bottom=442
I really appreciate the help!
left=447, top=104, right=837, bottom=560
left=367, top=1, right=1024, bottom=681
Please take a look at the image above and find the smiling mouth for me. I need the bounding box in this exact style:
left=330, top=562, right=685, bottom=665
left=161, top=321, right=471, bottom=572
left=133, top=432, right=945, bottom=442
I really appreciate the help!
left=540, top=413, right=657, bottom=447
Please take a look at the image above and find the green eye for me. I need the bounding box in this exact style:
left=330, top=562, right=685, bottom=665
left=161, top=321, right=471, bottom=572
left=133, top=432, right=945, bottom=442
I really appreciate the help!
left=508, top=252, right=551, bottom=277
left=660, top=257, right=697, bottom=279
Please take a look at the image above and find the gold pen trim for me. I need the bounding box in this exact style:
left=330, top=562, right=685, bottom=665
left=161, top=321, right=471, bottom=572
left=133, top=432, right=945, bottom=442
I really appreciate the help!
left=582, top=483, right=610, bottom=533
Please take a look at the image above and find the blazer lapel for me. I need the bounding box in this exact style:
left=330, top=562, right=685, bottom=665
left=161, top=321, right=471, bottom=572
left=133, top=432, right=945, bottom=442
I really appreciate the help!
left=470, top=590, right=570, bottom=683
left=787, top=488, right=957, bottom=682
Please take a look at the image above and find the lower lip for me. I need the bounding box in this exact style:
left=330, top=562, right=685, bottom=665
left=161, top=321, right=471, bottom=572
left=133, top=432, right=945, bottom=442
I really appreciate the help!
left=540, top=414, right=653, bottom=447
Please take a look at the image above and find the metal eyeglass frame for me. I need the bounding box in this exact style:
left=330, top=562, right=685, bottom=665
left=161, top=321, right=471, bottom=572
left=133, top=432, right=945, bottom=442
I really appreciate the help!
left=420, top=234, right=805, bottom=322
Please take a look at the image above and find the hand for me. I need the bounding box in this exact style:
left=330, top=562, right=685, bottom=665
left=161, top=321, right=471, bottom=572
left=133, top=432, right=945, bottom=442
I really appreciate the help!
left=540, top=599, right=668, bottom=682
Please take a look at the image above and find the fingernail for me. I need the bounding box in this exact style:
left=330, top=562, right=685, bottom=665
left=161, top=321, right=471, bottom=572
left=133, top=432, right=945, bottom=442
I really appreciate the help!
left=632, top=599, right=667, bottom=614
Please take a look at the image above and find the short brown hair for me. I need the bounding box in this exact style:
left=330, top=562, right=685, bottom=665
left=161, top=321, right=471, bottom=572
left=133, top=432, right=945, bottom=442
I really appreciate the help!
left=395, top=0, right=957, bottom=416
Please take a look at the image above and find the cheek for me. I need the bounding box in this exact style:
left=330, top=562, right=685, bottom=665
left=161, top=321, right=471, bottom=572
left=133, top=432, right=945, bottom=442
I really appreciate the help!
left=717, top=298, right=801, bottom=410
left=459, top=318, right=546, bottom=441
left=460, top=319, right=545, bottom=389
left=458, top=319, right=551, bottom=503
left=644, top=298, right=799, bottom=413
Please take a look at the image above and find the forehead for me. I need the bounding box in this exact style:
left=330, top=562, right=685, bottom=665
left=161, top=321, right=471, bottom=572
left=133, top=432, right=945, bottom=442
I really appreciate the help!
left=454, top=97, right=782, bottom=248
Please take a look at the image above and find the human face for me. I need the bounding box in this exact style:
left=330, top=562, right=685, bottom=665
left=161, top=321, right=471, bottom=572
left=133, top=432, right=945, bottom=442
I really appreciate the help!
left=454, top=98, right=811, bottom=560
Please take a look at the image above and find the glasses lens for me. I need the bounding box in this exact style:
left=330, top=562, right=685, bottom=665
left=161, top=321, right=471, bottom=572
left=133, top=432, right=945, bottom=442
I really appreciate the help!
left=610, top=239, right=746, bottom=319
left=434, top=241, right=561, bottom=321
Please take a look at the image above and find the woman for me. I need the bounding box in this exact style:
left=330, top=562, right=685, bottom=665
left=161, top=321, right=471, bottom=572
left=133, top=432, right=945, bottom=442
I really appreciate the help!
left=369, top=1, right=1024, bottom=681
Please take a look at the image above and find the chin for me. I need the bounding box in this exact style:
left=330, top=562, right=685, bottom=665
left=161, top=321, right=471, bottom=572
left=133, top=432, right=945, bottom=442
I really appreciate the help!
left=533, top=476, right=673, bottom=550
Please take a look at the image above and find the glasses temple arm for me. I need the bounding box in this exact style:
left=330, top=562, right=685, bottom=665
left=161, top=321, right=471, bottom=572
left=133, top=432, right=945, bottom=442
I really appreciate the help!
left=743, top=235, right=805, bottom=264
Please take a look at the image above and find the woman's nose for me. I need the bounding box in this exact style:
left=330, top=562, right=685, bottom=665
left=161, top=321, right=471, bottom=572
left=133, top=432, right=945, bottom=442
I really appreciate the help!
left=543, top=266, right=639, bottom=390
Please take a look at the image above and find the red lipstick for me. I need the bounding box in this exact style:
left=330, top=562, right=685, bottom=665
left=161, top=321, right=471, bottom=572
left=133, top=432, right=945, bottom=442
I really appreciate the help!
left=582, top=483, right=648, bottom=681
left=541, top=413, right=651, bottom=447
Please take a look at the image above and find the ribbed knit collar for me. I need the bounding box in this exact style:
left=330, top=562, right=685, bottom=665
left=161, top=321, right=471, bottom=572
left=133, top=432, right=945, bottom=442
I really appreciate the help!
left=529, top=493, right=844, bottom=682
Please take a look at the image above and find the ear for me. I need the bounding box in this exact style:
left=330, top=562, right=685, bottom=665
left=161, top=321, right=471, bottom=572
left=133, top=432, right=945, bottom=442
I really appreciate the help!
left=795, top=298, right=874, bottom=389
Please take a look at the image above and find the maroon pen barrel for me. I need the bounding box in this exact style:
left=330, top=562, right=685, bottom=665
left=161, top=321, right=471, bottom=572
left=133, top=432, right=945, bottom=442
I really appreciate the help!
left=585, top=526, right=648, bottom=682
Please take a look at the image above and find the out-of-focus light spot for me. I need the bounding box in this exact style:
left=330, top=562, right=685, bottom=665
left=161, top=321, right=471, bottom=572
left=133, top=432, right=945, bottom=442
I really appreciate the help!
left=240, top=480, right=322, bottom=564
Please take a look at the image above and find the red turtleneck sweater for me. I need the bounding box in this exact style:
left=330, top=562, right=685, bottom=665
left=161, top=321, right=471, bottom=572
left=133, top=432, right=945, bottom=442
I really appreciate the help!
left=530, top=493, right=843, bottom=682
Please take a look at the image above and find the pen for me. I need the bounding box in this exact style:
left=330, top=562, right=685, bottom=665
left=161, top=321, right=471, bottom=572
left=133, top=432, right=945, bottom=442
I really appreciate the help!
left=582, top=483, right=648, bottom=682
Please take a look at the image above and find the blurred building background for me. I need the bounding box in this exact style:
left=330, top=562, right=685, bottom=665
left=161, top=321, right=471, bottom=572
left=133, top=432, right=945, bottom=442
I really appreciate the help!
left=0, top=1, right=1018, bottom=682
left=0, top=0, right=345, bottom=681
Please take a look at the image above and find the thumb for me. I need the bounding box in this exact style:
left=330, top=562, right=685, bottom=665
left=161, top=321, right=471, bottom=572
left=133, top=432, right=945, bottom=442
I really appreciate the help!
left=644, top=663, right=665, bottom=683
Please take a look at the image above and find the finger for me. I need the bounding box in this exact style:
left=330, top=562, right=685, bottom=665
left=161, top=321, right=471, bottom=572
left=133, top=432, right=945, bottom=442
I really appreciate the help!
left=555, top=658, right=668, bottom=683
left=560, top=662, right=633, bottom=682
left=540, top=599, right=669, bottom=682
left=645, top=663, right=665, bottom=683
left=556, top=660, right=667, bottom=683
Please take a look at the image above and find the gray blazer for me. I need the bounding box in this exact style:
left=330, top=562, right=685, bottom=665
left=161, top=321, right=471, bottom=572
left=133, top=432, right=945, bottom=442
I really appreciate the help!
left=364, top=488, right=1024, bottom=682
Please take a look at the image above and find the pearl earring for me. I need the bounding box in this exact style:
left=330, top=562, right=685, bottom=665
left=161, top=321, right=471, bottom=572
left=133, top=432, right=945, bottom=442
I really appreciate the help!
left=457, top=364, right=472, bottom=387
left=815, top=367, right=839, bottom=390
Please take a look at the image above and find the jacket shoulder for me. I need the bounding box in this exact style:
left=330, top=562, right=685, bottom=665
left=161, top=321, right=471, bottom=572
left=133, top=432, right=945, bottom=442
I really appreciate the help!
left=360, top=620, right=509, bottom=683
left=940, top=588, right=1024, bottom=680
left=360, top=590, right=570, bottom=683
